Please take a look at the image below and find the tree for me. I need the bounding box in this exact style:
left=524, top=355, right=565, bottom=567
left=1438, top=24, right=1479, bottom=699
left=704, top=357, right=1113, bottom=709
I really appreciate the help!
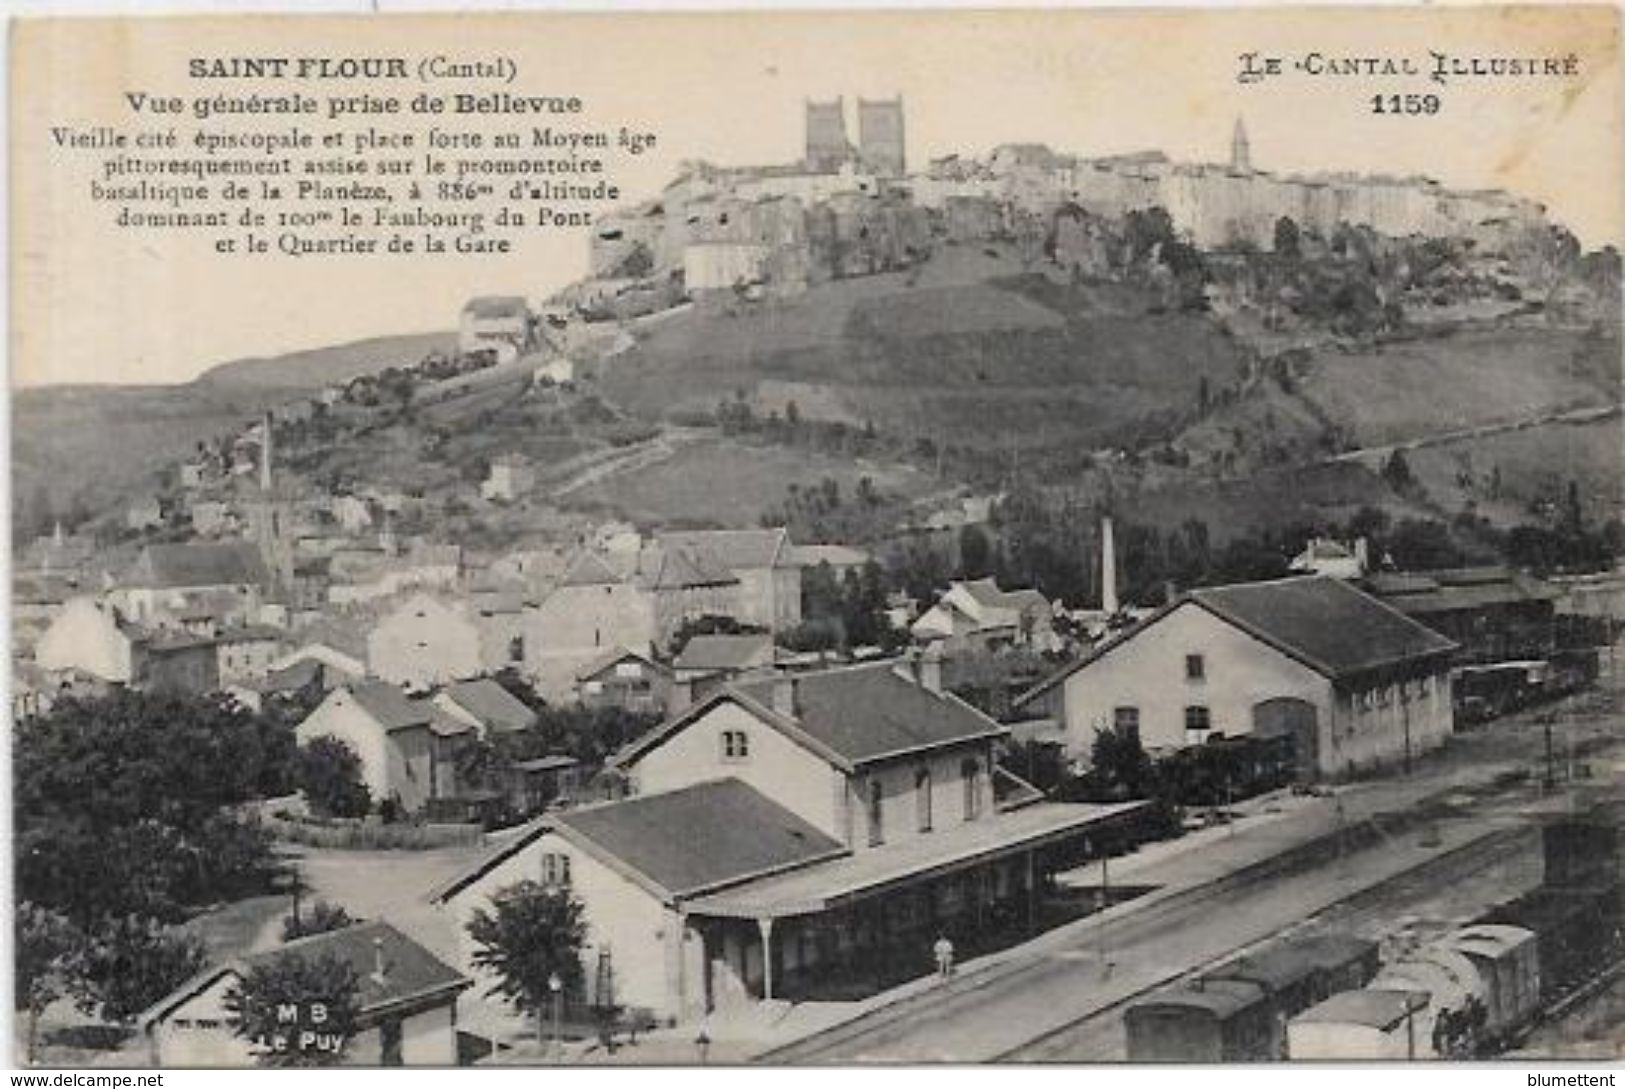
left=225, top=952, right=361, bottom=1067
left=1273, top=216, right=1301, bottom=261
left=67, top=915, right=207, bottom=1024
left=282, top=900, right=357, bottom=943
left=1382, top=449, right=1416, bottom=492
left=958, top=525, right=994, bottom=579
left=16, top=691, right=290, bottom=924
left=1387, top=518, right=1466, bottom=571
left=1089, top=723, right=1155, bottom=801
left=297, top=736, right=372, bottom=819
left=16, top=903, right=82, bottom=1063
left=467, top=881, right=588, bottom=1044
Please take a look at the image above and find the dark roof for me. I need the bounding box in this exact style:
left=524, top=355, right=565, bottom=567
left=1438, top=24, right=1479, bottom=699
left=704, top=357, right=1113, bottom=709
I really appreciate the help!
left=213, top=625, right=284, bottom=645
left=512, top=755, right=580, bottom=773
left=348, top=681, right=434, bottom=732
left=574, top=645, right=665, bottom=682
left=260, top=657, right=326, bottom=693
left=637, top=546, right=737, bottom=590
left=463, top=295, right=528, bottom=320
left=1203, top=934, right=1377, bottom=990
left=656, top=528, right=792, bottom=571
left=435, top=779, right=845, bottom=903
left=557, top=546, right=737, bottom=591
left=140, top=921, right=468, bottom=1029
left=958, top=578, right=1048, bottom=613
left=440, top=678, right=536, bottom=733
left=1019, top=576, right=1456, bottom=706
left=555, top=779, right=844, bottom=897
left=1131, top=979, right=1265, bottom=1020
left=674, top=633, right=775, bottom=673
left=1188, top=578, right=1457, bottom=678
left=993, top=766, right=1045, bottom=811
left=130, top=542, right=270, bottom=589
left=618, top=661, right=1006, bottom=771
left=1365, top=567, right=1560, bottom=616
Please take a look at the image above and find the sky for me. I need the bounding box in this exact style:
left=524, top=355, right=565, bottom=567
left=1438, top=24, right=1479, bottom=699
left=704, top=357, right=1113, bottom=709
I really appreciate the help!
left=12, top=6, right=1622, bottom=387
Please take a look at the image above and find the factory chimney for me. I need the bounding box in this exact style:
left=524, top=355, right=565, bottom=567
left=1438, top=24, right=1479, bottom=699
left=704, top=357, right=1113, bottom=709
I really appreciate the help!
left=1101, top=516, right=1119, bottom=615
left=259, top=412, right=273, bottom=492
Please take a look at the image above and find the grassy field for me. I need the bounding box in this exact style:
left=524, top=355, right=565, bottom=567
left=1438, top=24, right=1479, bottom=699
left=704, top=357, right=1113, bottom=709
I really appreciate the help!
left=1404, top=414, right=1624, bottom=525
left=1298, top=325, right=1618, bottom=448
left=1122, top=461, right=1430, bottom=543
left=601, top=251, right=1246, bottom=463
left=566, top=435, right=936, bottom=529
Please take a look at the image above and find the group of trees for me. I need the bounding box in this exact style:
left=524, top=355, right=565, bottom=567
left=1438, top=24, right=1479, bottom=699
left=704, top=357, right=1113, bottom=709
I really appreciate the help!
left=14, top=690, right=301, bottom=1052
left=761, top=475, right=908, bottom=548
left=786, top=560, right=904, bottom=654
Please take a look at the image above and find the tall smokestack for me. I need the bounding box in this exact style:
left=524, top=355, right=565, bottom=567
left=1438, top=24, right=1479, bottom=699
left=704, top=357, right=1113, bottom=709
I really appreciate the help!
left=1101, top=516, right=1119, bottom=615
left=259, top=412, right=273, bottom=492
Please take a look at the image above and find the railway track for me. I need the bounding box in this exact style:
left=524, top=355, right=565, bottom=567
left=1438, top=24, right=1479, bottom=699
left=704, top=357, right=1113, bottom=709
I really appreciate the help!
left=762, top=817, right=1534, bottom=1063
left=999, top=823, right=1534, bottom=1061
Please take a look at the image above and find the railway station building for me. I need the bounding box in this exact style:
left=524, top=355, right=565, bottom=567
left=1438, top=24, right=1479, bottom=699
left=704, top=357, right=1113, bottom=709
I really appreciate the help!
left=432, top=659, right=1145, bottom=1024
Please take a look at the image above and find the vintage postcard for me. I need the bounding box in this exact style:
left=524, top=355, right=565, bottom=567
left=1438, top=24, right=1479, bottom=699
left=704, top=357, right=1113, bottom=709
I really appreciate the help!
left=9, top=4, right=1624, bottom=1069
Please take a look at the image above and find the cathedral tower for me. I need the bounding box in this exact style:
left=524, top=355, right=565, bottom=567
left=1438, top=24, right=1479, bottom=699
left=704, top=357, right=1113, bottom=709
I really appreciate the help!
left=1231, top=116, right=1252, bottom=173
left=805, top=97, right=851, bottom=173
left=857, top=96, right=906, bottom=177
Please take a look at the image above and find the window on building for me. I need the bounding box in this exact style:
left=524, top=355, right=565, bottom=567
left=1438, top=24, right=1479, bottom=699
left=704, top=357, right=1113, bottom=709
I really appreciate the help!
left=961, top=758, right=983, bottom=821
left=915, top=767, right=933, bottom=833
left=1184, top=706, right=1211, bottom=744
left=721, top=729, right=750, bottom=762
left=541, top=851, right=572, bottom=888
left=1186, top=654, right=1206, bottom=681
left=868, top=780, right=885, bottom=846
left=508, top=635, right=525, bottom=663
left=1113, top=707, right=1140, bottom=742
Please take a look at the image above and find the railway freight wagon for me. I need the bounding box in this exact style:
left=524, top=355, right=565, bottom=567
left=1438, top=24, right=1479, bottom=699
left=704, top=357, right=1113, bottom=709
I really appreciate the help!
left=1286, top=924, right=1540, bottom=1060
left=1124, top=933, right=1380, bottom=1062
left=1443, top=925, right=1541, bottom=1048
left=1480, top=886, right=1621, bottom=1003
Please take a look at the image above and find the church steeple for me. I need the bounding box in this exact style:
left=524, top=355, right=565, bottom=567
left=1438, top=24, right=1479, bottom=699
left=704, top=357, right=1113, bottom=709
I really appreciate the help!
left=1231, top=116, right=1251, bottom=173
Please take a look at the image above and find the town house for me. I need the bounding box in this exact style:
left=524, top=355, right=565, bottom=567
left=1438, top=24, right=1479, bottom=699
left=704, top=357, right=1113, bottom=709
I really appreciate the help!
left=657, top=528, right=802, bottom=632
left=368, top=593, right=484, bottom=689
left=296, top=680, right=472, bottom=814
left=110, top=542, right=272, bottom=628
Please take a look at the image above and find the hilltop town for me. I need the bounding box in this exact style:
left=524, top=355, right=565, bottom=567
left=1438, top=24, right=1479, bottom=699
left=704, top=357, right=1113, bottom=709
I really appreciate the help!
left=13, top=96, right=1625, bottom=1068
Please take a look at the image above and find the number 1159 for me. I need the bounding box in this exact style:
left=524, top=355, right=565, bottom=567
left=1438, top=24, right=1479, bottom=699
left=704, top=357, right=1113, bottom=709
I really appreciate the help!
left=1372, top=93, right=1442, bottom=115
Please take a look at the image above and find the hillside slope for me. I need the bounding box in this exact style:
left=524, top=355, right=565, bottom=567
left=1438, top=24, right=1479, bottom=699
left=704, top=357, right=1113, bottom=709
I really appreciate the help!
left=13, top=333, right=454, bottom=542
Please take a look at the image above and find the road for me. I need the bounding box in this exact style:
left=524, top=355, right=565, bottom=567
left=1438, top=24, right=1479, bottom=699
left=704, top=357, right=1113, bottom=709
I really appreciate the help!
left=1324, top=402, right=1620, bottom=467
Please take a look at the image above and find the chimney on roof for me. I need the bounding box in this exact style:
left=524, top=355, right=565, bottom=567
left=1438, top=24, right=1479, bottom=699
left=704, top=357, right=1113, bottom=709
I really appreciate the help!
left=919, top=642, right=944, bottom=694
left=1101, top=516, right=1119, bottom=615
left=370, top=936, right=388, bottom=986
left=771, top=675, right=798, bottom=718
left=667, top=675, right=694, bottom=716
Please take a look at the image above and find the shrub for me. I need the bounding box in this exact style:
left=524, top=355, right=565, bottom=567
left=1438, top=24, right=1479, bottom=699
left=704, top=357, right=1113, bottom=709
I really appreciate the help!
left=297, top=737, right=371, bottom=819
left=282, top=900, right=356, bottom=943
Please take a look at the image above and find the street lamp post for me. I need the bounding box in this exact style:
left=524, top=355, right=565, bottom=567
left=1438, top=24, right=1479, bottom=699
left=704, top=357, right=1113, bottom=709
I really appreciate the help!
left=694, top=1025, right=711, bottom=1065
left=548, top=971, right=563, bottom=1063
